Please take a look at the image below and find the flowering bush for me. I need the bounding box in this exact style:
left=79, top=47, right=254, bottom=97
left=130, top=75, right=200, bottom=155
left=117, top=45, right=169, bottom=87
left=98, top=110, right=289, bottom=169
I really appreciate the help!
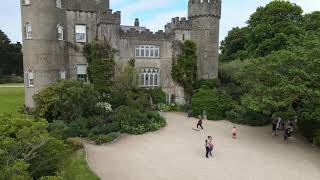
left=96, top=102, right=112, bottom=113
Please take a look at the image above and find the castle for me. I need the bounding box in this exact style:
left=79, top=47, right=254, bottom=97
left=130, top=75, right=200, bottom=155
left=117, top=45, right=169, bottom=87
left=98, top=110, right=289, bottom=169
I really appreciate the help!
left=21, top=0, right=221, bottom=107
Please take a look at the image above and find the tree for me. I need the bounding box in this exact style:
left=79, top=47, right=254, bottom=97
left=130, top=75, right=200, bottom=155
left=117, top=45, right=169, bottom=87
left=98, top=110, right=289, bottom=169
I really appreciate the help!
left=172, top=40, right=197, bottom=102
left=220, top=1, right=305, bottom=61
left=302, top=11, right=320, bottom=32
left=33, top=80, right=99, bottom=122
left=83, top=41, right=115, bottom=93
left=0, top=114, right=69, bottom=179
left=246, top=0, right=304, bottom=57
left=0, top=30, right=23, bottom=77
left=237, top=32, right=320, bottom=139
left=220, top=27, right=248, bottom=62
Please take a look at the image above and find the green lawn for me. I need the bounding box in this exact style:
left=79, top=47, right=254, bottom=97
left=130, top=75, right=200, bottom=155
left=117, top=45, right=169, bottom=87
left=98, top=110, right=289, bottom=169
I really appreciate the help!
left=59, top=149, right=100, bottom=180
left=0, top=86, right=24, bottom=114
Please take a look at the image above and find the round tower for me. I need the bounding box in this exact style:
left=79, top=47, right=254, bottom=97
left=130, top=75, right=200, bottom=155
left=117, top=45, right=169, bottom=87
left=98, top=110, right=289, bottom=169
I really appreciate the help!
left=188, top=0, right=221, bottom=79
left=21, top=0, right=67, bottom=107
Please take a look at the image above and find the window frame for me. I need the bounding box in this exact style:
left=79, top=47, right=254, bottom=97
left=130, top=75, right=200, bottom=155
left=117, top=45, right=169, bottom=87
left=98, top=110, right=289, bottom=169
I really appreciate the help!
left=26, top=69, right=34, bottom=87
left=139, top=68, right=160, bottom=88
left=57, top=24, right=64, bottom=41
left=76, top=64, right=88, bottom=82
left=25, top=22, right=32, bottom=39
left=75, top=24, right=87, bottom=43
left=22, top=0, right=30, bottom=6
left=56, top=0, right=62, bottom=8
left=135, top=45, right=160, bottom=58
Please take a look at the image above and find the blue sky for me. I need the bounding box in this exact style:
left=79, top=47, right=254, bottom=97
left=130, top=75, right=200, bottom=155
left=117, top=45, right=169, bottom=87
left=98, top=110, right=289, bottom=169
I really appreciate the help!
left=1, top=0, right=320, bottom=43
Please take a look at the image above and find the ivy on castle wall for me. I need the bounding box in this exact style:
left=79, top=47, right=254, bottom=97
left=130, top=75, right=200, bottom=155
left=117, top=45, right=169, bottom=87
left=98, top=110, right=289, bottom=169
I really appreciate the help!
left=171, top=40, right=197, bottom=101
left=83, top=41, right=115, bottom=93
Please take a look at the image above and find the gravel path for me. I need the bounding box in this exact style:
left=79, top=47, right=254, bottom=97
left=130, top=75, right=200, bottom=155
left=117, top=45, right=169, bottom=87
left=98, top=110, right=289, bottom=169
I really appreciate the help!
left=85, top=112, right=320, bottom=180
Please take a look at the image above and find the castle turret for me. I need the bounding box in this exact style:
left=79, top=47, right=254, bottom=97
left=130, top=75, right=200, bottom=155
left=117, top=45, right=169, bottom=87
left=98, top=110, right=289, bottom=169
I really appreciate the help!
left=188, top=0, right=221, bottom=79
left=21, top=0, right=67, bottom=107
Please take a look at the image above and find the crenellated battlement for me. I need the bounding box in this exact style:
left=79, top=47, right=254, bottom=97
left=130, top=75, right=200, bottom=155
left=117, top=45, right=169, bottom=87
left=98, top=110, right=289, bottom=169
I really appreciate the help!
left=98, top=10, right=121, bottom=25
left=165, top=17, right=192, bottom=32
left=120, top=28, right=173, bottom=41
left=188, top=0, right=221, bottom=19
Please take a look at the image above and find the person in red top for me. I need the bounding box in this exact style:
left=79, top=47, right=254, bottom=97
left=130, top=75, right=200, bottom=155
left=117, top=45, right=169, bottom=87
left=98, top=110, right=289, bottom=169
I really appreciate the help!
left=232, top=126, right=237, bottom=139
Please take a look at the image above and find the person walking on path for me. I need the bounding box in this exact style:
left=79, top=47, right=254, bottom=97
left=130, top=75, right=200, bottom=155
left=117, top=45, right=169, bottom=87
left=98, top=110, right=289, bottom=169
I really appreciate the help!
left=208, top=136, right=214, bottom=157
left=232, top=126, right=237, bottom=139
left=272, top=118, right=278, bottom=136
left=284, top=125, right=292, bottom=144
left=197, top=117, right=204, bottom=130
left=205, top=138, right=210, bottom=158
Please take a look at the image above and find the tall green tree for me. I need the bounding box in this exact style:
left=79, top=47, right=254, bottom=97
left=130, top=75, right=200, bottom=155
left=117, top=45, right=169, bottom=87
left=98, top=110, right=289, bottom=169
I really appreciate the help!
left=220, top=27, right=248, bottom=62
left=172, top=40, right=197, bottom=101
left=302, top=11, right=320, bottom=32
left=0, top=30, right=23, bottom=76
left=83, top=41, right=115, bottom=93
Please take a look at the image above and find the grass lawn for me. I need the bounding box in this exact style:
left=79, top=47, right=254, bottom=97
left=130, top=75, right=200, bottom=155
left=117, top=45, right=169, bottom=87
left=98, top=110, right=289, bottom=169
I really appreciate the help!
left=60, top=149, right=100, bottom=180
left=0, top=86, right=24, bottom=114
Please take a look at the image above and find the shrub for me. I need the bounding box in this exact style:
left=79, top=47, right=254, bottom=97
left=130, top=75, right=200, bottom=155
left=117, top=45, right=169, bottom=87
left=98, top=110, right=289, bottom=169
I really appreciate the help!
left=147, top=88, right=166, bottom=104
left=33, top=80, right=99, bottom=122
left=40, top=176, right=63, bottom=180
left=191, top=86, right=234, bottom=120
left=0, top=74, right=24, bottom=84
left=193, top=79, right=221, bottom=90
left=113, top=106, right=166, bottom=135
left=65, top=118, right=89, bottom=138
left=94, top=132, right=120, bottom=145
left=65, top=138, right=84, bottom=151
left=315, top=129, right=320, bottom=146
left=47, top=120, right=69, bottom=139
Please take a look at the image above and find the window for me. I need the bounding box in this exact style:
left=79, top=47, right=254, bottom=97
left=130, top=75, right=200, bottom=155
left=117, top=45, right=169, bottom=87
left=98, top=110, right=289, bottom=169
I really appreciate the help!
left=76, top=64, right=87, bottom=82
left=26, top=69, right=34, bottom=87
left=59, top=69, right=66, bottom=79
left=57, top=25, right=63, bottom=40
left=22, top=0, right=30, bottom=5
left=135, top=45, right=160, bottom=58
left=56, top=0, right=62, bottom=8
left=25, top=22, right=32, bottom=39
left=139, top=68, right=159, bottom=87
left=75, top=25, right=87, bottom=43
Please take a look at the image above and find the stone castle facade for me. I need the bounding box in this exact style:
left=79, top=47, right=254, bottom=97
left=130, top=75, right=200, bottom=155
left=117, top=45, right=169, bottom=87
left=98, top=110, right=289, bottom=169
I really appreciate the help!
left=21, top=0, right=221, bottom=107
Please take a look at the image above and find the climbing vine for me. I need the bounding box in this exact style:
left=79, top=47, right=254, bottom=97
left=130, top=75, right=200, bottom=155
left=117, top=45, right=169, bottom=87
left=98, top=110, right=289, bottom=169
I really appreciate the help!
left=171, top=40, right=197, bottom=102
left=83, top=41, right=115, bottom=93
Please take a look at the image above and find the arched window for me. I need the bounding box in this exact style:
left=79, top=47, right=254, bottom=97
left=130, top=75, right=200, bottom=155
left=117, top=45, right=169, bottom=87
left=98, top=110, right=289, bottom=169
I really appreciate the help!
left=23, top=0, right=30, bottom=5
left=59, top=69, right=66, bottom=79
left=25, top=22, right=32, bottom=39
left=56, top=0, right=62, bottom=8
left=26, top=69, right=34, bottom=87
left=57, top=24, right=63, bottom=40
left=139, top=68, right=160, bottom=87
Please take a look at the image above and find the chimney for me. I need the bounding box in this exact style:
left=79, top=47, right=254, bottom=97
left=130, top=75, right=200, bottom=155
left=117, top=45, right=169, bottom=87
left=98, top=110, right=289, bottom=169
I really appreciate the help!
left=134, top=18, right=139, bottom=27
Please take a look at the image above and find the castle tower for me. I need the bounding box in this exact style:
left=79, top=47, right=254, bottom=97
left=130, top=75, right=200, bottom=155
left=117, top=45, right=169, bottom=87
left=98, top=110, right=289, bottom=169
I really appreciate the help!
left=21, top=0, right=67, bottom=107
left=188, top=0, right=221, bottom=79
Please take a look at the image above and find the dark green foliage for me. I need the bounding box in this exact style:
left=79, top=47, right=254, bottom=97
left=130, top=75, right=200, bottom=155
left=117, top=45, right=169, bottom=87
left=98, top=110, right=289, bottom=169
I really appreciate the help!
left=0, top=114, right=69, bottom=179
left=94, top=132, right=120, bottom=145
left=0, top=30, right=23, bottom=78
left=302, top=11, right=320, bottom=32
left=29, top=138, right=70, bottom=179
left=0, top=74, right=24, bottom=84
left=193, top=79, right=221, bottom=90
left=65, top=138, right=84, bottom=151
left=47, top=120, right=69, bottom=139
left=83, top=41, right=115, bottom=93
left=220, top=1, right=305, bottom=61
left=66, top=117, right=90, bottom=138
left=33, top=80, right=99, bottom=122
left=113, top=107, right=166, bottom=135
left=146, top=88, right=166, bottom=104
left=172, top=40, right=197, bottom=100
left=191, top=86, right=234, bottom=120
left=220, top=27, right=248, bottom=62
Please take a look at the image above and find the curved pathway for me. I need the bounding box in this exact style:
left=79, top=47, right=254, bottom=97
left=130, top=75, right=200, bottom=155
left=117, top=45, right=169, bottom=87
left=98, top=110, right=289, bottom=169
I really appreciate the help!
left=85, top=112, right=320, bottom=180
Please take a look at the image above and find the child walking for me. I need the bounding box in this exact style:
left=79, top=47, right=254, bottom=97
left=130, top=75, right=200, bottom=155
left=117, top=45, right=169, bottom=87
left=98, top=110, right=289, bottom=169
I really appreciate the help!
left=232, top=126, right=237, bottom=139
left=197, top=117, right=203, bottom=130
